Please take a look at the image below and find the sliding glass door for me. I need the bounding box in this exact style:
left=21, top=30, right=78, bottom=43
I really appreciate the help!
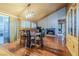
left=0, top=15, right=10, bottom=44
left=4, top=16, right=10, bottom=43
left=0, top=16, right=4, bottom=44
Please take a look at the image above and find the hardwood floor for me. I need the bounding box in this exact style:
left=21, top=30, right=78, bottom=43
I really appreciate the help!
left=43, top=36, right=70, bottom=56
left=5, top=36, right=71, bottom=56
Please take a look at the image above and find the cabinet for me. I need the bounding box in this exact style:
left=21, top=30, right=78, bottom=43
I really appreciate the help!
left=66, top=4, right=79, bottom=56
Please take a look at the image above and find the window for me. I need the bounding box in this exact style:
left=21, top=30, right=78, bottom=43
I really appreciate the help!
left=21, top=20, right=30, bottom=28
left=26, top=21, right=30, bottom=28
left=58, top=24, right=62, bottom=33
left=31, top=22, right=36, bottom=28
left=4, top=16, right=10, bottom=43
left=0, top=16, right=4, bottom=44
left=0, top=15, right=10, bottom=44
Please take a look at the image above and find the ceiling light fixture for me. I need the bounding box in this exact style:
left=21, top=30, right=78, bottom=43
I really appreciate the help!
left=26, top=9, right=35, bottom=19
left=25, top=3, right=35, bottom=19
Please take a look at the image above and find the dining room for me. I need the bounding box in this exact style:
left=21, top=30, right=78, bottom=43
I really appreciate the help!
left=0, top=3, right=78, bottom=56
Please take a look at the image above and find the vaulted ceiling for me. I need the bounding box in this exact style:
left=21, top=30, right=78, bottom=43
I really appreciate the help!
left=0, top=3, right=65, bottom=22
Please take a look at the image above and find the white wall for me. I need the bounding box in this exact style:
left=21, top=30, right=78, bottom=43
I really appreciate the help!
left=37, top=7, right=66, bottom=35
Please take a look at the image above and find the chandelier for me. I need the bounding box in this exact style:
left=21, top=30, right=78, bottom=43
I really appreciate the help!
left=26, top=9, right=35, bottom=19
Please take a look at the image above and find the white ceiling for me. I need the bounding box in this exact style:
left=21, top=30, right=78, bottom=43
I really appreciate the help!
left=0, top=3, right=65, bottom=22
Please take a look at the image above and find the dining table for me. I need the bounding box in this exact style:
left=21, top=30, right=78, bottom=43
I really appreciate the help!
left=20, top=30, right=43, bottom=48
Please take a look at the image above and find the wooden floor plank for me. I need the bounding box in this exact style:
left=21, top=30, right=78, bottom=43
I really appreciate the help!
left=4, top=36, right=71, bottom=56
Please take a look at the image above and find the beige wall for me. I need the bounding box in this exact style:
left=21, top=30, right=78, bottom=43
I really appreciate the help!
left=10, top=16, right=21, bottom=43
left=10, top=16, right=15, bottom=43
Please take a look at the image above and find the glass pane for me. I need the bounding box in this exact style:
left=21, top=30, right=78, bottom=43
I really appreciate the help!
left=0, top=16, right=4, bottom=44
left=32, top=22, right=36, bottom=28
left=4, top=16, right=10, bottom=43
left=21, top=21, right=26, bottom=28
left=74, top=9, right=77, bottom=37
left=68, top=12, right=71, bottom=34
left=26, top=21, right=30, bottom=28
left=68, top=9, right=73, bottom=35
left=71, top=9, right=73, bottom=35
left=58, top=24, right=62, bottom=34
left=21, top=20, right=30, bottom=28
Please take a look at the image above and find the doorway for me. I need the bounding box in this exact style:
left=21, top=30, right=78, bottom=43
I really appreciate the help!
left=58, top=19, right=65, bottom=46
